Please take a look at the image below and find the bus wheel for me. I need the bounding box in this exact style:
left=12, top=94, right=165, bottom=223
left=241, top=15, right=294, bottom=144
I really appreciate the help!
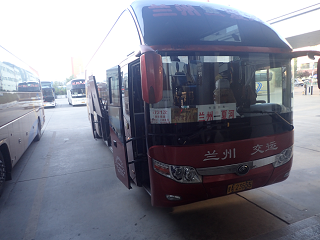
left=34, top=119, right=41, bottom=142
left=0, top=152, right=6, bottom=196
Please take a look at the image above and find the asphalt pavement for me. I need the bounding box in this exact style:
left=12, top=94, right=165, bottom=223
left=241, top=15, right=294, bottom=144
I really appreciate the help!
left=0, top=88, right=320, bottom=240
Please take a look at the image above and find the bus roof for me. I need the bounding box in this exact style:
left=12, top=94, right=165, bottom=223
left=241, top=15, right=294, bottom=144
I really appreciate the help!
left=71, top=78, right=85, bottom=81
left=130, top=0, right=291, bottom=50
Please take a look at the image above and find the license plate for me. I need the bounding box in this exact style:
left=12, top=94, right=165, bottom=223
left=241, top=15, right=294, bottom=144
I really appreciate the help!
left=227, top=180, right=253, bottom=194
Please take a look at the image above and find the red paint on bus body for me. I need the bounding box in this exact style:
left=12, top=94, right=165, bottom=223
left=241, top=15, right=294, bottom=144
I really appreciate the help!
left=148, top=131, right=293, bottom=207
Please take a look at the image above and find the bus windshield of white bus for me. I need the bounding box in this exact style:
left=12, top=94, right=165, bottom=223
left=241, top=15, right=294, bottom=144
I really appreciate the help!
left=71, top=88, right=85, bottom=97
left=150, top=53, right=291, bottom=124
left=69, top=79, right=85, bottom=97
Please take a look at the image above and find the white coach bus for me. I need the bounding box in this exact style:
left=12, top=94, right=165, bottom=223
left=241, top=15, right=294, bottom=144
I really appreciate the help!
left=66, top=79, right=86, bottom=106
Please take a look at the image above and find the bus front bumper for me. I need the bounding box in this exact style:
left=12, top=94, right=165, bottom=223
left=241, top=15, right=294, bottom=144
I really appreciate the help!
left=148, top=158, right=292, bottom=208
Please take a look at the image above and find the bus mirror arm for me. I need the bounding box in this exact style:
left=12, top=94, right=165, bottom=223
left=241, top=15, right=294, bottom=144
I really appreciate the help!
left=140, top=45, right=155, bottom=54
left=135, top=45, right=156, bottom=57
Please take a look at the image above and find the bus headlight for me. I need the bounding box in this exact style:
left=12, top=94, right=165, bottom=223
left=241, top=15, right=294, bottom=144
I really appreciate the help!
left=171, top=166, right=183, bottom=181
left=273, top=146, right=293, bottom=168
left=153, top=159, right=202, bottom=183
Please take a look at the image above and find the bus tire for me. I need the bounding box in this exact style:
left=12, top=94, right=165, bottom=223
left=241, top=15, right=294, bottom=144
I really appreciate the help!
left=34, top=119, right=41, bottom=142
left=0, top=152, right=6, bottom=197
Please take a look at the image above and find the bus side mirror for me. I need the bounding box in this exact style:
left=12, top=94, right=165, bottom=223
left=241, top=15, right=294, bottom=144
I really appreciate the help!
left=140, top=51, right=163, bottom=104
left=317, top=58, right=320, bottom=89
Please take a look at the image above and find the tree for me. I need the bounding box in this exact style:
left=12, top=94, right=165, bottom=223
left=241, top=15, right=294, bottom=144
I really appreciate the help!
left=296, top=70, right=310, bottom=79
left=293, top=58, right=297, bottom=78
left=52, top=75, right=75, bottom=95
left=53, top=81, right=66, bottom=95
left=65, top=75, right=75, bottom=84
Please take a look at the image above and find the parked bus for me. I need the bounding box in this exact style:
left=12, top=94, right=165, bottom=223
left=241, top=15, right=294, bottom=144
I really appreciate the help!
left=85, top=0, right=320, bottom=207
left=41, top=81, right=55, bottom=98
left=0, top=45, right=45, bottom=195
left=42, top=87, right=56, bottom=107
left=66, top=79, right=86, bottom=106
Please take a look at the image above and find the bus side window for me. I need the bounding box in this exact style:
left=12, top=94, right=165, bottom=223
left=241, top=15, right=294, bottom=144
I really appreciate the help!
left=107, top=66, right=124, bottom=143
left=108, top=77, right=112, bottom=104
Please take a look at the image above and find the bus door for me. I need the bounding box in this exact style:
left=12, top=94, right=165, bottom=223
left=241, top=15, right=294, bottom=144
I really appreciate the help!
left=87, top=75, right=108, bottom=142
left=121, top=62, right=148, bottom=187
left=106, top=66, right=131, bottom=189
left=255, top=69, right=273, bottom=103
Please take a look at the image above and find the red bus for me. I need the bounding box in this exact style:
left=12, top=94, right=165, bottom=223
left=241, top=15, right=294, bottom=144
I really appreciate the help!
left=85, top=1, right=320, bottom=207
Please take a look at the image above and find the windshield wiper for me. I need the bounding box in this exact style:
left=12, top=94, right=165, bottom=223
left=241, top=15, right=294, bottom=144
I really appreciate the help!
left=237, top=107, right=294, bottom=131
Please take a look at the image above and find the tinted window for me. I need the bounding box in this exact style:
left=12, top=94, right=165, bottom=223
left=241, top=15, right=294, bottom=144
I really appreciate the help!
left=138, top=3, right=289, bottom=49
left=0, top=46, right=39, bottom=92
left=18, top=82, right=41, bottom=92
left=42, top=88, right=54, bottom=97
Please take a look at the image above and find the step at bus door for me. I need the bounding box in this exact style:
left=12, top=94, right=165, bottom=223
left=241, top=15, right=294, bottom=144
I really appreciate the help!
left=107, top=66, right=131, bottom=189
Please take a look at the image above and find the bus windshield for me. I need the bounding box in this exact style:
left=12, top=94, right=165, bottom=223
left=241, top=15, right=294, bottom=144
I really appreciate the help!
left=41, top=81, right=53, bottom=88
left=71, top=88, right=85, bottom=96
left=42, top=88, right=54, bottom=97
left=18, top=82, right=41, bottom=92
left=150, top=53, right=291, bottom=124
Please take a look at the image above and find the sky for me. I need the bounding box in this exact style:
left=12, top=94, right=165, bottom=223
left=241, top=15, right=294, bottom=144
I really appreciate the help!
left=1, top=0, right=319, bottom=83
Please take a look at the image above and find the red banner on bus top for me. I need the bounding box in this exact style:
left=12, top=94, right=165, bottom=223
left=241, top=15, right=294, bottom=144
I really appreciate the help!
left=20, top=83, right=39, bottom=87
left=147, top=4, right=256, bottom=22
left=72, top=81, right=85, bottom=85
